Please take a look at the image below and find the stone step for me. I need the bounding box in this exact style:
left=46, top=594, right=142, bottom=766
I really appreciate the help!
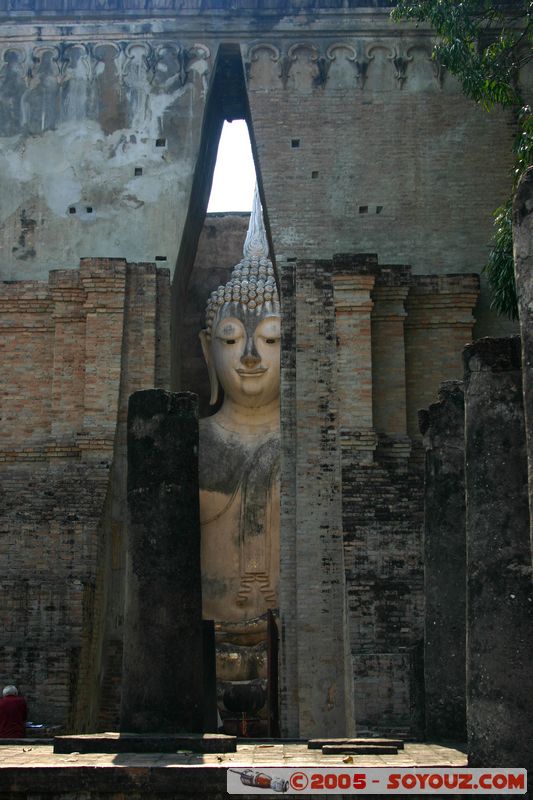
left=53, top=732, right=236, bottom=754
left=322, top=744, right=399, bottom=755
left=308, top=737, right=403, bottom=750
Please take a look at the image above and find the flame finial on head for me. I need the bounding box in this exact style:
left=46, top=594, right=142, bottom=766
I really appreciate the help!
left=204, top=185, right=279, bottom=336
left=243, top=186, right=270, bottom=261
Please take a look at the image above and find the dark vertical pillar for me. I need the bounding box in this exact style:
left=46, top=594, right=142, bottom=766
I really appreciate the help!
left=202, top=620, right=217, bottom=733
left=464, top=338, right=533, bottom=769
left=278, top=258, right=299, bottom=737
left=267, top=610, right=280, bottom=738
left=121, top=390, right=203, bottom=733
left=514, top=166, right=533, bottom=563
left=418, top=381, right=466, bottom=741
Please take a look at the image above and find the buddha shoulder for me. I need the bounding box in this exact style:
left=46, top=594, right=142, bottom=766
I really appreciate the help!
left=199, top=416, right=253, bottom=495
left=199, top=417, right=280, bottom=495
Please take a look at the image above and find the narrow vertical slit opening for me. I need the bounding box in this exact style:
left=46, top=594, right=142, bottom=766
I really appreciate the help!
left=172, top=44, right=281, bottom=741
left=172, top=44, right=275, bottom=397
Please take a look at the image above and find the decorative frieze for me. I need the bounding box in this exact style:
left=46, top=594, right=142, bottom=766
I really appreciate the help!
left=0, top=0, right=394, bottom=12
left=0, top=40, right=210, bottom=134
left=245, top=39, right=441, bottom=92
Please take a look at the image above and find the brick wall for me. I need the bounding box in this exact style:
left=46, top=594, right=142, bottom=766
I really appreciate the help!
left=0, top=223, right=483, bottom=734
left=182, top=217, right=480, bottom=737
left=245, top=37, right=520, bottom=338
left=280, top=251, right=478, bottom=737
left=0, top=259, right=170, bottom=729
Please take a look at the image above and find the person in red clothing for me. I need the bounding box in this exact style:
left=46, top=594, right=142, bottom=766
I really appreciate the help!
left=0, top=685, right=27, bottom=738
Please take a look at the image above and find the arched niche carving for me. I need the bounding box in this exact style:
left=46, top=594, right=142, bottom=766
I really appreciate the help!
left=364, top=42, right=396, bottom=93
left=404, top=44, right=435, bottom=92
left=286, top=42, right=320, bottom=92
left=154, top=44, right=189, bottom=91
left=122, top=42, right=154, bottom=129
left=0, top=46, right=28, bottom=136
left=245, top=43, right=280, bottom=90
left=22, top=46, right=60, bottom=134
left=185, top=43, right=210, bottom=93
left=325, top=43, right=357, bottom=90
left=59, top=43, right=92, bottom=123
left=92, top=42, right=126, bottom=133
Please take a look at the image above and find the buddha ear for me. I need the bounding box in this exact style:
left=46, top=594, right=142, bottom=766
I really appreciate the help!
left=199, top=329, right=220, bottom=406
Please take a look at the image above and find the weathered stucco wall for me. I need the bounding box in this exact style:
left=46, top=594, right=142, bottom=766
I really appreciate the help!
left=0, top=34, right=210, bottom=279
left=0, top=3, right=528, bottom=337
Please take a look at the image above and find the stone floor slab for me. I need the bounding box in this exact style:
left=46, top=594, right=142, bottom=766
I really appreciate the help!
left=0, top=741, right=468, bottom=798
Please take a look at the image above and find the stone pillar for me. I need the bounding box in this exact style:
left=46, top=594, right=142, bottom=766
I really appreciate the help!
left=513, top=165, right=533, bottom=561
left=121, top=389, right=203, bottom=734
left=332, top=256, right=377, bottom=463
left=405, top=275, right=479, bottom=442
left=418, top=381, right=466, bottom=741
left=202, top=620, right=217, bottom=733
left=464, top=337, right=533, bottom=769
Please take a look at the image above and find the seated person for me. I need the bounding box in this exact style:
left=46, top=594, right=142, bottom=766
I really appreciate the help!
left=0, top=685, right=27, bottom=738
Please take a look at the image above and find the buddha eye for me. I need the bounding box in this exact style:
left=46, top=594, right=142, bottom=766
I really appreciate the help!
left=225, top=338, right=236, bottom=345
left=265, top=338, right=277, bottom=344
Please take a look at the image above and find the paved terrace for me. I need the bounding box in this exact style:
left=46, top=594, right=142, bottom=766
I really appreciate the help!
left=0, top=740, right=467, bottom=798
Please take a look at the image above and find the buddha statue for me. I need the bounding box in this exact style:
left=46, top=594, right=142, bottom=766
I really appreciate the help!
left=198, top=190, right=280, bottom=699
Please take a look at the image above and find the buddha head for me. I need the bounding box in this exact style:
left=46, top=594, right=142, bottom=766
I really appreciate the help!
left=200, top=190, right=281, bottom=410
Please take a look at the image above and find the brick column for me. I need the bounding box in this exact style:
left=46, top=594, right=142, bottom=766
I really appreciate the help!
left=404, top=275, right=479, bottom=443
left=464, top=337, right=533, bottom=770
left=371, top=270, right=410, bottom=460
left=80, top=258, right=127, bottom=454
left=155, top=267, right=171, bottom=390
left=291, top=258, right=352, bottom=737
left=0, top=285, right=54, bottom=446
left=332, top=262, right=377, bottom=464
left=513, top=166, right=533, bottom=560
left=49, top=270, right=86, bottom=438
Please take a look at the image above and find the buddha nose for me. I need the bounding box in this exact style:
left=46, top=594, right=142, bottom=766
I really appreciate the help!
left=241, top=337, right=261, bottom=368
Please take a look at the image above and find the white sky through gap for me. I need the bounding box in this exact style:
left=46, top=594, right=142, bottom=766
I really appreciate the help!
left=207, top=120, right=256, bottom=212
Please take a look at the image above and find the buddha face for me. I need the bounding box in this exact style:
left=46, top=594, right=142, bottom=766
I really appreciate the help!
left=206, top=306, right=280, bottom=409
